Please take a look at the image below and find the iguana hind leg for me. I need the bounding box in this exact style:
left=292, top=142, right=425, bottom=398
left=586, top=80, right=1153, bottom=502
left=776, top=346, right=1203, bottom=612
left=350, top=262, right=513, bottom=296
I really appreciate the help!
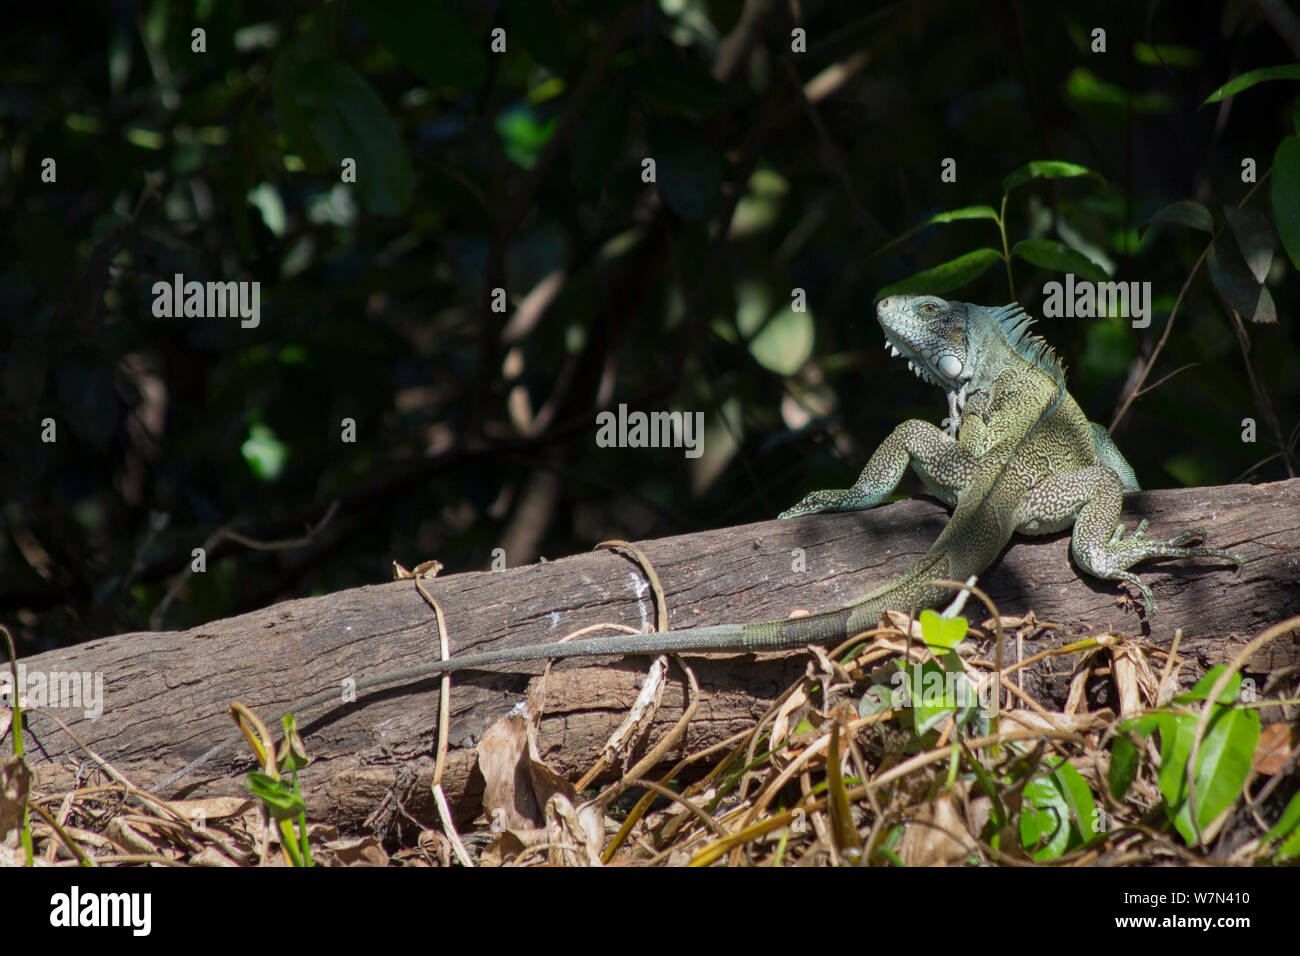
left=781, top=419, right=976, bottom=517
left=1014, top=466, right=1242, bottom=613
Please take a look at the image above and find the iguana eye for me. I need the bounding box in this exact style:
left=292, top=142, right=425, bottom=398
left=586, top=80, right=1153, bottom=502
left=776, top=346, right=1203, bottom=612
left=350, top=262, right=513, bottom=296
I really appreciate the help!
left=920, top=302, right=936, bottom=314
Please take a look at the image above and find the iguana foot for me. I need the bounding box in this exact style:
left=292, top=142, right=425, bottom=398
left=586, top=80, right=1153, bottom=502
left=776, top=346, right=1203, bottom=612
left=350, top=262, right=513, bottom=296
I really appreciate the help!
left=1087, top=522, right=1242, bottom=615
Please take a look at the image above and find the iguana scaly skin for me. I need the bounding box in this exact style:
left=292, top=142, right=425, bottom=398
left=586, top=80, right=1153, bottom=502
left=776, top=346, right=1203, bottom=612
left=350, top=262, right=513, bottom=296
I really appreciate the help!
left=157, top=295, right=1241, bottom=789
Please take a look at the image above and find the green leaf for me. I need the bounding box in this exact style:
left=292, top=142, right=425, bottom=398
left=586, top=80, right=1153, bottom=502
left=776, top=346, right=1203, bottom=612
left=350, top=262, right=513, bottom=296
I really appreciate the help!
left=352, top=0, right=486, bottom=90
left=1132, top=43, right=1201, bottom=68
left=276, top=714, right=312, bottom=774
left=870, top=205, right=999, bottom=260
left=906, top=653, right=974, bottom=734
left=1109, top=733, right=1138, bottom=800
left=1054, top=761, right=1099, bottom=844
left=294, top=59, right=415, bottom=215
left=746, top=305, right=814, bottom=376
left=1175, top=666, right=1242, bottom=705
left=496, top=104, right=557, bottom=169
left=1121, top=714, right=1162, bottom=738
left=924, top=205, right=1000, bottom=225
left=1011, top=239, right=1109, bottom=282
left=1139, top=200, right=1213, bottom=237
left=919, top=609, right=968, bottom=651
left=244, top=772, right=306, bottom=820
left=1223, top=206, right=1275, bottom=283
left=1282, top=826, right=1300, bottom=863
left=1080, top=319, right=1137, bottom=380
left=241, top=423, right=289, bottom=482
left=1002, top=160, right=1099, bottom=195
left=877, top=248, right=1003, bottom=298
left=1170, top=706, right=1259, bottom=845
left=1208, top=236, right=1277, bottom=324
left=1066, top=69, right=1177, bottom=113
left=1203, top=65, right=1300, bottom=105
left=1154, top=713, right=1193, bottom=810
left=1020, top=775, right=1071, bottom=860
left=648, top=119, right=723, bottom=221
left=1263, top=792, right=1300, bottom=862
left=1272, top=135, right=1300, bottom=269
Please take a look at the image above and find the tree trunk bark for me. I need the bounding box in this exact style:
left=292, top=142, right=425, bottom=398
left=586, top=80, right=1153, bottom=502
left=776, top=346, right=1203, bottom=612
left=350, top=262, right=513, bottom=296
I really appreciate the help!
left=16, top=478, right=1300, bottom=834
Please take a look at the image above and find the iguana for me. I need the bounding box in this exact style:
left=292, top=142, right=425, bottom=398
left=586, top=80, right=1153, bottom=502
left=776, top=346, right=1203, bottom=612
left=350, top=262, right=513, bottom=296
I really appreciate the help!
left=157, top=294, right=1241, bottom=788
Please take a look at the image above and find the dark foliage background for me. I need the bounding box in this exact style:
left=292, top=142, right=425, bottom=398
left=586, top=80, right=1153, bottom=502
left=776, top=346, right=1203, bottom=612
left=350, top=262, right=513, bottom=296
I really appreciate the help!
left=2, top=0, right=1296, bottom=653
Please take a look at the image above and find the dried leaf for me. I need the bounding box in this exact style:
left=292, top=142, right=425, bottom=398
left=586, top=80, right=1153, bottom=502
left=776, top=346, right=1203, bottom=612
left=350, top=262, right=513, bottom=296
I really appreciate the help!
left=898, top=792, right=973, bottom=866
left=0, top=756, right=32, bottom=840
left=1253, top=722, right=1298, bottom=775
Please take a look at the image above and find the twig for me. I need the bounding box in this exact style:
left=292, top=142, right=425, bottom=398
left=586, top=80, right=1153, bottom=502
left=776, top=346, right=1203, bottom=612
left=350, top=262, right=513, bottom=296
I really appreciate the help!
left=1108, top=241, right=1212, bottom=434
left=1225, top=307, right=1295, bottom=477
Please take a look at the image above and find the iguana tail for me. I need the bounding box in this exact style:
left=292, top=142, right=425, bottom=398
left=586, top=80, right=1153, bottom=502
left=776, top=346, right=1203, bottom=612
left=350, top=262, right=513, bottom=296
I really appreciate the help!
left=394, top=548, right=960, bottom=674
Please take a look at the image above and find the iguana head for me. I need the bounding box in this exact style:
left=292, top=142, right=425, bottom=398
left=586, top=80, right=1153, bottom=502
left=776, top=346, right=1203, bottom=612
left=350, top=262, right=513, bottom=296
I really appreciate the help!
left=875, top=294, right=975, bottom=398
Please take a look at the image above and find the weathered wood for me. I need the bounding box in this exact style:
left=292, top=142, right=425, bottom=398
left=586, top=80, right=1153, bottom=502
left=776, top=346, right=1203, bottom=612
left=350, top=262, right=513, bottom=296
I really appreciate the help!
left=18, top=478, right=1300, bottom=835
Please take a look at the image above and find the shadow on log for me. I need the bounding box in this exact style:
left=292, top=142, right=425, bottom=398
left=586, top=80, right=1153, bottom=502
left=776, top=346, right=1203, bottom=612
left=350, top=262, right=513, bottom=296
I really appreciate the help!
left=16, top=478, right=1300, bottom=834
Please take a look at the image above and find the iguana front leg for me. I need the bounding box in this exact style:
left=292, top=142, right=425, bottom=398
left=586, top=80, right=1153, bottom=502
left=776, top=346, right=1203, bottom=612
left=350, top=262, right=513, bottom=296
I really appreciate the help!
left=1088, top=422, right=1140, bottom=492
left=1014, top=466, right=1242, bottom=613
left=780, top=419, right=977, bottom=516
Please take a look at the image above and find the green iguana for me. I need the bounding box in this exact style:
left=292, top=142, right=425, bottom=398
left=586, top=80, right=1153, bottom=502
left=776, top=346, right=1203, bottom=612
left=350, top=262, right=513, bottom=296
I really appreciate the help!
left=158, top=294, right=1241, bottom=789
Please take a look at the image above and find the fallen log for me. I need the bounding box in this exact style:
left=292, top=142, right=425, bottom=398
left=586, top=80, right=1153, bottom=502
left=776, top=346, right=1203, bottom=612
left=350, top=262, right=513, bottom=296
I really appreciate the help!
left=16, top=478, right=1300, bottom=834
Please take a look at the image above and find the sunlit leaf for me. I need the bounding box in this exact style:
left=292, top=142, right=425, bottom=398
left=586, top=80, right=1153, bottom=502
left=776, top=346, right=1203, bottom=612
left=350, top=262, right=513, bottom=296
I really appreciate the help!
left=747, top=306, right=813, bottom=376
left=1020, top=775, right=1071, bottom=860
left=496, top=104, right=557, bottom=169
left=1054, top=761, right=1099, bottom=844
left=1263, top=792, right=1300, bottom=862
left=1002, top=160, right=1100, bottom=195
left=1175, top=666, right=1242, bottom=705
left=1132, top=43, right=1200, bottom=68
left=870, top=205, right=999, bottom=260
left=1170, top=706, right=1259, bottom=845
left=1066, top=69, right=1177, bottom=113
left=1202, top=65, right=1300, bottom=105
left=919, top=609, right=968, bottom=651
left=877, top=248, right=1002, bottom=298
left=242, top=424, right=289, bottom=482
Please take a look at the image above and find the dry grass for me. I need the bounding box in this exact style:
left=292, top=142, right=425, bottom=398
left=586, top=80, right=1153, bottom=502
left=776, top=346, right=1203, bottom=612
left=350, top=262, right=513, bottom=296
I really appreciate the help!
left=6, top=611, right=1297, bottom=868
